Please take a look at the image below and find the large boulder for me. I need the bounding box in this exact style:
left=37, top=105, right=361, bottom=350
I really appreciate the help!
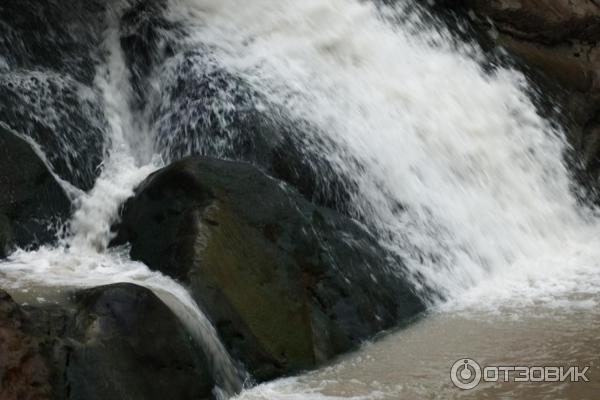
left=112, top=157, right=424, bottom=381
left=0, top=128, right=71, bottom=258
left=63, top=284, right=215, bottom=400
left=0, top=284, right=215, bottom=400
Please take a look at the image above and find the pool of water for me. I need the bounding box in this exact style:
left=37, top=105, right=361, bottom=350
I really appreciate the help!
left=234, top=300, right=600, bottom=400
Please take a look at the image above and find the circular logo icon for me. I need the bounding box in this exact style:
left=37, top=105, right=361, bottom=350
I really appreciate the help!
left=451, top=358, right=482, bottom=390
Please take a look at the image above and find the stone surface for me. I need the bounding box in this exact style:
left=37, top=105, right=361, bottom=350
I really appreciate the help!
left=0, top=128, right=71, bottom=257
left=0, top=284, right=215, bottom=400
left=0, top=0, right=107, bottom=190
left=150, top=49, right=357, bottom=213
left=112, top=157, right=425, bottom=381
left=0, top=290, right=52, bottom=400
left=64, top=284, right=214, bottom=400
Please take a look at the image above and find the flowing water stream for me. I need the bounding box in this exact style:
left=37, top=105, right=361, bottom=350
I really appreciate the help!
left=1, top=0, right=599, bottom=398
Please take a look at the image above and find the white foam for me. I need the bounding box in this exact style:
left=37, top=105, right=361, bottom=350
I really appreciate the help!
left=164, top=0, right=600, bottom=309
left=0, top=246, right=244, bottom=393
left=232, top=377, right=385, bottom=400
left=66, top=3, right=160, bottom=252
left=0, top=4, right=245, bottom=394
left=1, top=2, right=600, bottom=399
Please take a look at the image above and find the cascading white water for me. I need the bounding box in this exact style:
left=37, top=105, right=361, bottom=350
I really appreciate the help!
left=162, top=0, right=600, bottom=309
left=2, top=0, right=600, bottom=398
left=69, top=3, right=157, bottom=252
left=0, top=3, right=245, bottom=396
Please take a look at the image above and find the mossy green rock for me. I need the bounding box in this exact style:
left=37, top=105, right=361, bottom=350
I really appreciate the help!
left=113, top=157, right=424, bottom=381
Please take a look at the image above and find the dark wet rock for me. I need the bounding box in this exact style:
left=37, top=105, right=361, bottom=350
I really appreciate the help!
left=148, top=50, right=358, bottom=213
left=0, top=74, right=106, bottom=191
left=64, top=284, right=214, bottom=400
left=0, top=128, right=71, bottom=257
left=0, top=284, right=215, bottom=400
left=438, top=1, right=600, bottom=44
left=0, top=0, right=105, bottom=86
left=432, top=0, right=600, bottom=199
left=120, top=0, right=179, bottom=112
left=117, top=1, right=358, bottom=213
left=0, top=0, right=107, bottom=190
left=112, top=157, right=424, bottom=381
left=0, top=214, right=11, bottom=258
left=440, top=0, right=600, bottom=101
left=0, top=290, right=52, bottom=400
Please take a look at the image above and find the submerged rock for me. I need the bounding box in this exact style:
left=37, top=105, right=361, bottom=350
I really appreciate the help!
left=0, top=128, right=71, bottom=258
left=113, top=157, right=424, bottom=381
left=0, top=284, right=215, bottom=400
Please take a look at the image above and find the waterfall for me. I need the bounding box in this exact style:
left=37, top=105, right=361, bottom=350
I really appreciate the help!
left=1, top=0, right=600, bottom=398
left=141, top=0, right=600, bottom=308
left=0, top=2, right=246, bottom=396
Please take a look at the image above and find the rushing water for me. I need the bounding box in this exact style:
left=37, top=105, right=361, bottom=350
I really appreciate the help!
left=1, top=0, right=599, bottom=398
left=167, top=0, right=600, bottom=306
